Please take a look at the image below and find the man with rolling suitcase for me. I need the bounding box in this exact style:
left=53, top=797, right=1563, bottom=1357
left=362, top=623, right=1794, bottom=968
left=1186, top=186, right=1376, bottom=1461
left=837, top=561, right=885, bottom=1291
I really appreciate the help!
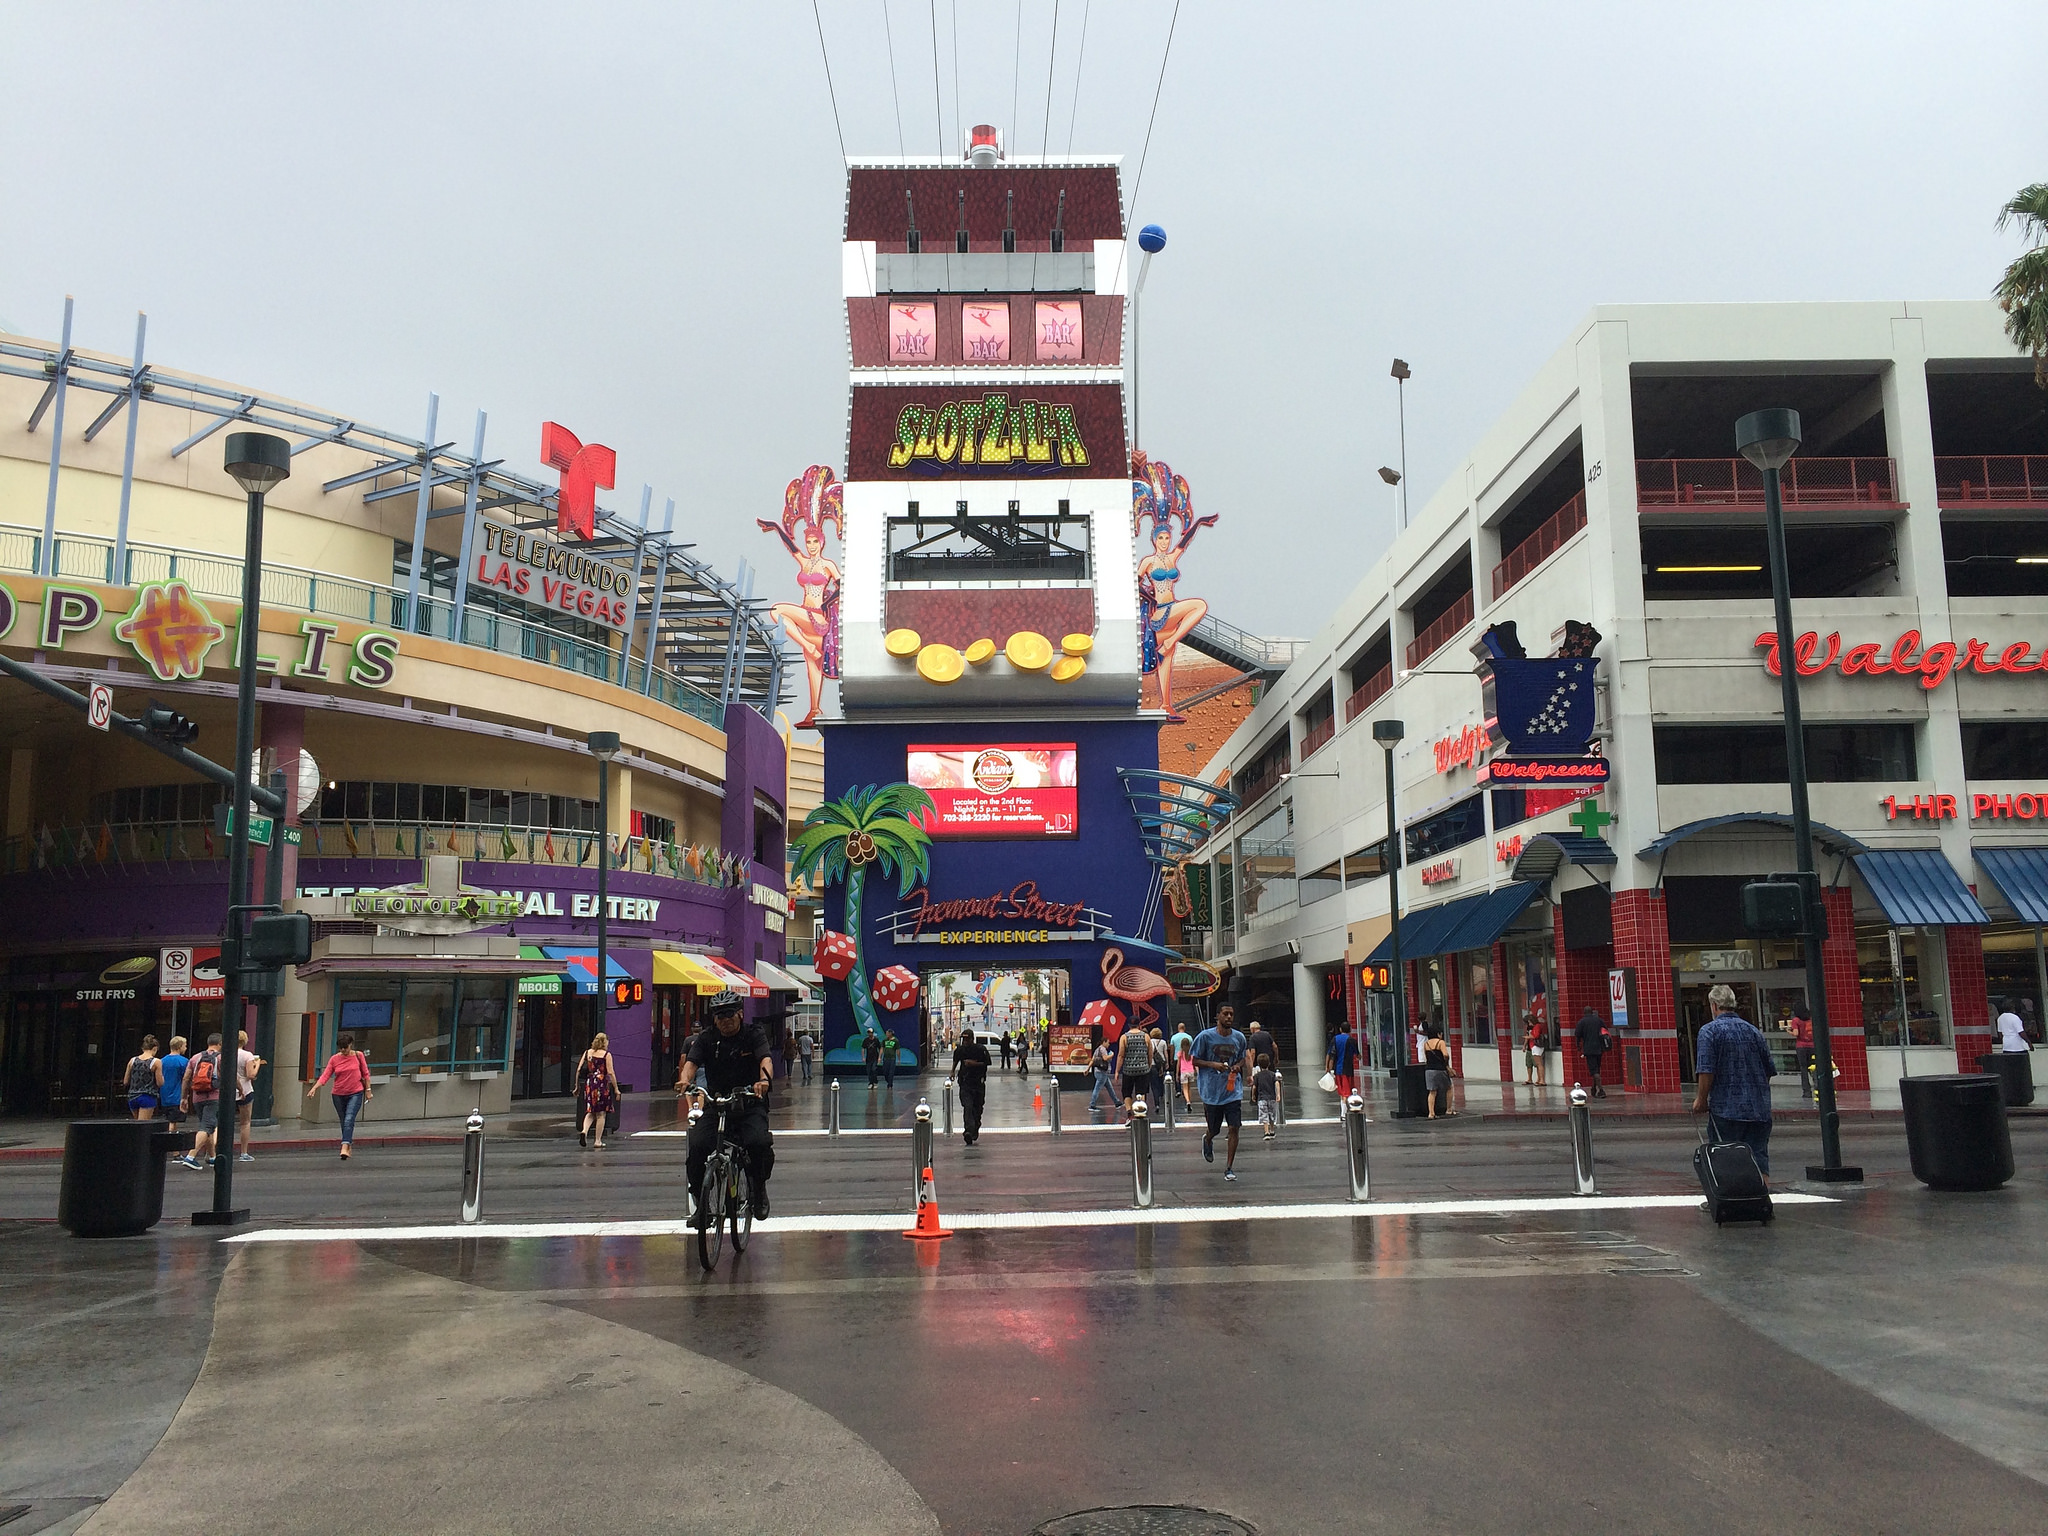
left=1690, top=984, right=1777, bottom=1221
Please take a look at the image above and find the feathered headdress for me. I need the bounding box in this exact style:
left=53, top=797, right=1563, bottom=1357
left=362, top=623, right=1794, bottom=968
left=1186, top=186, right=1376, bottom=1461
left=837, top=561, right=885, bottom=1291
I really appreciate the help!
left=780, top=465, right=845, bottom=546
left=1130, top=449, right=1195, bottom=540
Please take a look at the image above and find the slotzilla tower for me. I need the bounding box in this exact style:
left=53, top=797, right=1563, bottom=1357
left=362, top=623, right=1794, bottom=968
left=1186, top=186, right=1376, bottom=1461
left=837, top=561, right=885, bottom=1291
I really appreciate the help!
left=796, top=127, right=1170, bottom=1073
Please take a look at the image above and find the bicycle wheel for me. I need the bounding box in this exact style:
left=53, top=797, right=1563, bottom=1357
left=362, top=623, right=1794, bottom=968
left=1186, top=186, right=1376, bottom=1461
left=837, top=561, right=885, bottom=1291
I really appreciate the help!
left=696, top=1160, right=725, bottom=1271
left=730, top=1166, right=753, bottom=1255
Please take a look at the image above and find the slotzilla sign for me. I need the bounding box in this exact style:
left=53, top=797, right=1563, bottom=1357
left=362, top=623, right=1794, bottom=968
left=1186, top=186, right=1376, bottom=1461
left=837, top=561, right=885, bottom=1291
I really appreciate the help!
left=1755, top=629, right=2048, bottom=689
left=847, top=383, right=1127, bottom=480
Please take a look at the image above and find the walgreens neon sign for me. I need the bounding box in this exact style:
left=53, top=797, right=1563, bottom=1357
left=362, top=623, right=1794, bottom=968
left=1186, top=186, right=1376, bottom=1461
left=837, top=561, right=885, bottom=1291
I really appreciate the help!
left=1755, top=630, right=2048, bottom=690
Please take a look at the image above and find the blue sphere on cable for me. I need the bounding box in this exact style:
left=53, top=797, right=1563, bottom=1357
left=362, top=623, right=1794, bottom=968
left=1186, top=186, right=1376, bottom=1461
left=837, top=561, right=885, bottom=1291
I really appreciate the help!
left=1137, top=224, right=1167, bottom=254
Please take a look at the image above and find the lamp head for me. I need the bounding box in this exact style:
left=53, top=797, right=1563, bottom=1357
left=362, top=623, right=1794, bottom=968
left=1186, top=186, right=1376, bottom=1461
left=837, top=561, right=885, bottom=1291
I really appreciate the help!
left=1137, top=223, right=1167, bottom=254
left=1377, top=466, right=1401, bottom=486
left=586, top=729, right=621, bottom=762
left=1372, top=718, right=1405, bottom=745
left=223, top=432, right=291, bottom=495
left=1735, top=408, right=1802, bottom=473
left=1390, top=358, right=1411, bottom=381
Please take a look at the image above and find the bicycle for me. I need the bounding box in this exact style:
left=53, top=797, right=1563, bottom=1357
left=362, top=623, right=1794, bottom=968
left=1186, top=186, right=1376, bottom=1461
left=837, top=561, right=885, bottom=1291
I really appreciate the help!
left=686, top=1090, right=759, bottom=1270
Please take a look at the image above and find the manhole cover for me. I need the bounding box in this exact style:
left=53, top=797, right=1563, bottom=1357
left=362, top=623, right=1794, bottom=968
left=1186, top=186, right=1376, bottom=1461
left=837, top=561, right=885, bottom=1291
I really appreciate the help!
left=1034, top=1507, right=1256, bottom=1536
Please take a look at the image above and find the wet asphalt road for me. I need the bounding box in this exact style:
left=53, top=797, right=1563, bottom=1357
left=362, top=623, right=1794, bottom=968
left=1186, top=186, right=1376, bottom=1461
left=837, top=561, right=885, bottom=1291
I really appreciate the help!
left=4, top=1113, right=2046, bottom=1534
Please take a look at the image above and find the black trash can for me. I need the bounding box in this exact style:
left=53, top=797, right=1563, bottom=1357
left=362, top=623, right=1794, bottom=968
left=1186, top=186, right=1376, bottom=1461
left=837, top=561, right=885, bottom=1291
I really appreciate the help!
left=1899, top=1074, right=2013, bottom=1191
left=1974, top=1051, right=2036, bottom=1108
left=1394, top=1062, right=1431, bottom=1119
left=57, top=1120, right=195, bottom=1237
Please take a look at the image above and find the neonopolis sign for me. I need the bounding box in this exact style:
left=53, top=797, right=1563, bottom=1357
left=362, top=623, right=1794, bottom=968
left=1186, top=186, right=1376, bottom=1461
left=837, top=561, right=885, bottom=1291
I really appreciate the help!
left=1756, top=630, right=2048, bottom=689
left=848, top=383, right=1127, bottom=480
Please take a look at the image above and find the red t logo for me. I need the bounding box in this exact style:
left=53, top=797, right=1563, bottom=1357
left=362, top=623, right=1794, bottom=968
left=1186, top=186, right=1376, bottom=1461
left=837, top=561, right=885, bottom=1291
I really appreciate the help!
left=541, top=421, right=616, bottom=539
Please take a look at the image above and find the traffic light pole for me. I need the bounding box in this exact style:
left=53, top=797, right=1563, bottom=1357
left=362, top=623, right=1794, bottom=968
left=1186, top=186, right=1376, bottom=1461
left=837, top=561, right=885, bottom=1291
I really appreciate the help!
left=0, top=655, right=283, bottom=815
left=252, top=768, right=287, bottom=1125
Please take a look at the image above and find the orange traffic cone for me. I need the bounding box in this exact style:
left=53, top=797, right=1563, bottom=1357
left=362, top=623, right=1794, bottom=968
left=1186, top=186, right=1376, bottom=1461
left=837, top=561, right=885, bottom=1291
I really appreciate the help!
left=902, top=1164, right=954, bottom=1240
left=1032, top=1083, right=1044, bottom=1113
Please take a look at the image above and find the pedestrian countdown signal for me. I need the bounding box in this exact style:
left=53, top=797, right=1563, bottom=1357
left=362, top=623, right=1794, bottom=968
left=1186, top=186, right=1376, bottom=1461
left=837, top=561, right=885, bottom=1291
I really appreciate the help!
left=609, top=977, right=644, bottom=1010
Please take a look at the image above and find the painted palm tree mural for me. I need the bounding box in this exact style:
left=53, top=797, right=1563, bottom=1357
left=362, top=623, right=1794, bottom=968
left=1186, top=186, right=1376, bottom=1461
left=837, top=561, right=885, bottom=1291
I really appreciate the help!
left=790, top=782, right=936, bottom=1045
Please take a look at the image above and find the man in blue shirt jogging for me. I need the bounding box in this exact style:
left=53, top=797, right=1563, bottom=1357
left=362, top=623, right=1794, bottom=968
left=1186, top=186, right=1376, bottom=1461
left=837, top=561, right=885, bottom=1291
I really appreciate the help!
left=1192, top=1004, right=1253, bottom=1180
left=1690, top=983, right=1777, bottom=1176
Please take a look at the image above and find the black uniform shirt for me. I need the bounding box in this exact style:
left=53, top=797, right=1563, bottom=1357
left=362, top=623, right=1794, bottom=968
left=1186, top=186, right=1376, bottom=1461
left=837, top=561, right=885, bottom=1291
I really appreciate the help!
left=954, top=1040, right=992, bottom=1088
left=688, top=1024, right=772, bottom=1095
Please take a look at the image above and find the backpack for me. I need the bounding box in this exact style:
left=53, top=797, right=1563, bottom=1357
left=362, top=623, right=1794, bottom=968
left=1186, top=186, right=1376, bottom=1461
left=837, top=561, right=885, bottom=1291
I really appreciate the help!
left=189, top=1051, right=219, bottom=1097
left=125, top=1056, right=155, bottom=1096
left=1119, top=1030, right=1152, bottom=1075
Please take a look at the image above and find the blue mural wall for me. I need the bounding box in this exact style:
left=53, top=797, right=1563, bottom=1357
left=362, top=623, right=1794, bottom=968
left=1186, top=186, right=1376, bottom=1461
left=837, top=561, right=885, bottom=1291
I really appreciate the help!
left=817, top=717, right=1161, bottom=1062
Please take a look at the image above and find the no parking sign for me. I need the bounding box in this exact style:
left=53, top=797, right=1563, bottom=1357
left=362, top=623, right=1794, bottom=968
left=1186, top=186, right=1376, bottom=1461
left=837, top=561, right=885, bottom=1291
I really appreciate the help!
left=160, top=945, right=225, bottom=1000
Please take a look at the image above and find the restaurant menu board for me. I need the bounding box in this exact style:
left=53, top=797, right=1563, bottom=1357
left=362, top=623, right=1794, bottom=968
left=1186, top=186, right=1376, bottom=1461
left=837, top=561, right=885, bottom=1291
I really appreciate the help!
left=1049, top=1021, right=1096, bottom=1069
left=906, top=744, right=1078, bottom=838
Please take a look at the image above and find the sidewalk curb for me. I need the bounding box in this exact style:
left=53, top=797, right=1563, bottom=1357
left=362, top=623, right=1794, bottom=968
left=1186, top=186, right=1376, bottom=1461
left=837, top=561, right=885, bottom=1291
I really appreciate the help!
left=0, top=1135, right=464, bottom=1163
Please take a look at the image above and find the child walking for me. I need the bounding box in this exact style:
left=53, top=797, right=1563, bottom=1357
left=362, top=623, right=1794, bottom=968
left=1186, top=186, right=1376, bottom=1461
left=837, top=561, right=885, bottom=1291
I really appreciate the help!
left=1254, top=1051, right=1279, bottom=1141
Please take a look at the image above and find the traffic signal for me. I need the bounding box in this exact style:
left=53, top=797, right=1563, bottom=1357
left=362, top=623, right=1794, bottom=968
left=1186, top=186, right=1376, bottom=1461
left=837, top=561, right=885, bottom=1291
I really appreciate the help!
left=608, top=977, right=644, bottom=1009
left=139, top=703, right=199, bottom=743
left=1359, top=963, right=1394, bottom=991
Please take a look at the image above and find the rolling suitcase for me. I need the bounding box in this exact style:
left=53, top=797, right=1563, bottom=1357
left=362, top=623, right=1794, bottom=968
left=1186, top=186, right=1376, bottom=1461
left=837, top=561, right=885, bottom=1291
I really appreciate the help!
left=1694, top=1118, right=1773, bottom=1225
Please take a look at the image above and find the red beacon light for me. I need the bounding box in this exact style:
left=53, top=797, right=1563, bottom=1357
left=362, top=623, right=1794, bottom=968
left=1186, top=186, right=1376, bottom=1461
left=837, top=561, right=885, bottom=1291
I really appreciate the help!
left=966, top=124, right=1002, bottom=168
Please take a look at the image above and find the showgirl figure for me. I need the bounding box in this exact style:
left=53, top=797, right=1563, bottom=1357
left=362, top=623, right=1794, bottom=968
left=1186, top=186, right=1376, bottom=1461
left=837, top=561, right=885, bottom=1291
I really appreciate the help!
left=757, top=465, right=844, bottom=728
left=1132, top=450, right=1218, bottom=722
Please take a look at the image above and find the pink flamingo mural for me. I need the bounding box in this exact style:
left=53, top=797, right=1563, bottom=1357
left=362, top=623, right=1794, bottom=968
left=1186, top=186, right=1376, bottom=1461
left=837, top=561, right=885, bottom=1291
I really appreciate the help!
left=1100, top=947, right=1175, bottom=1035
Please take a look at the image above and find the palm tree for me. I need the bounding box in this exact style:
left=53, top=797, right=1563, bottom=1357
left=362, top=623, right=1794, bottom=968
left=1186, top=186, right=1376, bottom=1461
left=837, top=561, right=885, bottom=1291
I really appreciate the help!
left=790, top=782, right=936, bottom=1043
left=1996, top=183, right=2048, bottom=386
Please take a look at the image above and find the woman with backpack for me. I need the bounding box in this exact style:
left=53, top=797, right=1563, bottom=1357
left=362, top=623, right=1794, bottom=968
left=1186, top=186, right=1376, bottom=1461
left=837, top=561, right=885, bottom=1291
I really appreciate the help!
left=124, top=1035, right=163, bottom=1119
left=306, top=1031, right=374, bottom=1159
left=1117, top=1024, right=1154, bottom=1122
left=577, top=1031, right=620, bottom=1149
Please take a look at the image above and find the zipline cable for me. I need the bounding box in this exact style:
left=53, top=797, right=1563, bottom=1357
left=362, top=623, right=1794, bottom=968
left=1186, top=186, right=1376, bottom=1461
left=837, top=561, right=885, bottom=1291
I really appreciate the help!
left=810, top=0, right=848, bottom=162
left=883, top=0, right=907, bottom=156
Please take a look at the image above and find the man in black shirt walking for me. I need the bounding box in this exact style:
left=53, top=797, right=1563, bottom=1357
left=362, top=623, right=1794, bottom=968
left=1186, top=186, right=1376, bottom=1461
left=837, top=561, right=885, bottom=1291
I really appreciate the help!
left=953, top=1027, right=992, bottom=1145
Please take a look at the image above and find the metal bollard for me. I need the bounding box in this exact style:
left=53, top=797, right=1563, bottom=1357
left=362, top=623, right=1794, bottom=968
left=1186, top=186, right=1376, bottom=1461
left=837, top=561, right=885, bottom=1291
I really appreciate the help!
left=1568, top=1084, right=1598, bottom=1196
left=1343, top=1093, right=1371, bottom=1202
left=1162, top=1081, right=1175, bottom=1132
left=942, top=1079, right=954, bottom=1136
left=913, top=1100, right=934, bottom=1206
left=1275, top=1071, right=1287, bottom=1128
left=1128, top=1096, right=1154, bottom=1208
left=828, top=1078, right=841, bottom=1135
left=1047, top=1078, right=1062, bottom=1136
left=460, top=1109, right=486, bottom=1225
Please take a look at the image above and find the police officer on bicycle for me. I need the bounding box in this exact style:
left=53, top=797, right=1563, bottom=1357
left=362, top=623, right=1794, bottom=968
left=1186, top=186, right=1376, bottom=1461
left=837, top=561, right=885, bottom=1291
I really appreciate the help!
left=676, top=989, right=776, bottom=1222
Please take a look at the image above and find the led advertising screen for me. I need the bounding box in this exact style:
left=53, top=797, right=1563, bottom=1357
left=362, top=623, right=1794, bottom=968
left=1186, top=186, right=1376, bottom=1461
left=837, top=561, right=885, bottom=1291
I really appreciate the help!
left=848, top=382, right=1127, bottom=479
left=907, top=743, right=1078, bottom=838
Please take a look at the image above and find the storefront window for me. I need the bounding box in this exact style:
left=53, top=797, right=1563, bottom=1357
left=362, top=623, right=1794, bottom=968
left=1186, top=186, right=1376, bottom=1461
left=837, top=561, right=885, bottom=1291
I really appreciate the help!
left=1980, top=927, right=2045, bottom=1046
left=336, top=977, right=401, bottom=1067
left=1421, top=957, right=1448, bottom=1035
left=455, top=979, right=511, bottom=1068
left=1405, top=794, right=1485, bottom=861
left=1505, top=938, right=1556, bottom=1049
left=400, top=980, right=457, bottom=1069
left=1238, top=800, right=1296, bottom=931
left=1464, top=953, right=1494, bottom=1045
left=1858, top=927, right=1951, bottom=1047
left=1300, top=860, right=1342, bottom=905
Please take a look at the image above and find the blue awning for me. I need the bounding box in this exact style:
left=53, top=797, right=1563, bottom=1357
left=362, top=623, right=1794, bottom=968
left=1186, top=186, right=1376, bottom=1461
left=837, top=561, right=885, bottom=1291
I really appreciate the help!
left=1511, top=833, right=1618, bottom=885
left=1638, top=813, right=1867, bottom=862
left=539, top=946, right=637, bottom=996
left=1365, top=882, right=1546, bottom=963
left=1435, top=882, right=1547, bottom=954
left=1852, top=850, right=1988, bottom=927
left=1973, top=846, right=2048, bottom=925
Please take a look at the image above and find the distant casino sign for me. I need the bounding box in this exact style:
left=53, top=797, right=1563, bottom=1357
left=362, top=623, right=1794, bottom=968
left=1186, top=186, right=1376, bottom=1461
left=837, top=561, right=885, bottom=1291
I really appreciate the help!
left=847, top=383, right=1127, bottom=480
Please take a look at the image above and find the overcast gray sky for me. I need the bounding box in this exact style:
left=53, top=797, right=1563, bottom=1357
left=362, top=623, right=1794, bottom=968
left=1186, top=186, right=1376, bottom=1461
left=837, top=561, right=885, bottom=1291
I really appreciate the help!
left=4, top=1, right=2043, bottom=640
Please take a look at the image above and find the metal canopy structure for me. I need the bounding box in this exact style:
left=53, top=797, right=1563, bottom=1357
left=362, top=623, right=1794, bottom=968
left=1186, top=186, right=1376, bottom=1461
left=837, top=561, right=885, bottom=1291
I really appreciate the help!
left=1, top=307, right=789, bottom=720
left=1117, top=767, right=1240, bottom=869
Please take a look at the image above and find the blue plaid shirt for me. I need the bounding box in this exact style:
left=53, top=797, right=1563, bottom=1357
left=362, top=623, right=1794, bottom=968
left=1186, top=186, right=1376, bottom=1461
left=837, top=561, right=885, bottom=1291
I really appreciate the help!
left=1695, top=1011, right=1775, bottom=1121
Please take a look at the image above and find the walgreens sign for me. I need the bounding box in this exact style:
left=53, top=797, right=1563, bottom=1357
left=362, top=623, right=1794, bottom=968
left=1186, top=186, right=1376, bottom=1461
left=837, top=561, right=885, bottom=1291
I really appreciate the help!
left=1756, top=629, right=2048, bottom=689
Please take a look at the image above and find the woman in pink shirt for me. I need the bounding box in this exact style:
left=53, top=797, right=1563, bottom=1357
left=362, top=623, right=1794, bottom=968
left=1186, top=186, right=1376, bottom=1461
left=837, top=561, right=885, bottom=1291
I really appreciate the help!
left=306, top=1032, right=374, bottom=1159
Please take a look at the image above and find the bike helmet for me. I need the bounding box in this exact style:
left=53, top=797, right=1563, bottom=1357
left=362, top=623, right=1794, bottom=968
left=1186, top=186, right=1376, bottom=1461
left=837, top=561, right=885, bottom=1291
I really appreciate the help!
left=707, top=989, right=745, bottom=1015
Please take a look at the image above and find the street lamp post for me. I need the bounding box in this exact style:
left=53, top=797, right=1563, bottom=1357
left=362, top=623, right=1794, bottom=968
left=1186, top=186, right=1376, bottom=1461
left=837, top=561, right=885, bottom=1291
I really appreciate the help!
left=197, top=431, right=290, bottom=1225
left=1132, top=224, right=1166, bottom=450
left=1736, top=408, right=1859, bottom=1182
left=1390, top=359, right=1411, bottom=528
left=588, top=731, right=621, bottom=1027
left=1373, top=719, right=1407, bottom=1077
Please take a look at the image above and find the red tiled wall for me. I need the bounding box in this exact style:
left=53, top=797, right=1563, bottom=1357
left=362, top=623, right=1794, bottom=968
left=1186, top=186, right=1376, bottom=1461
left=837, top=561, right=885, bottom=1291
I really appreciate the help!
left=1821, top=887, right=1871, bottom=1090
left=1492, top=940, right=1515, bottom=1079
left=1552, top=903, right=1616, bottom=1090
left=1611, top=889, right=1682, bottom=1094
left=1947, top=923, right=1995, bottom=1072
left=1444, top=960, right=1465, bottom=1076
